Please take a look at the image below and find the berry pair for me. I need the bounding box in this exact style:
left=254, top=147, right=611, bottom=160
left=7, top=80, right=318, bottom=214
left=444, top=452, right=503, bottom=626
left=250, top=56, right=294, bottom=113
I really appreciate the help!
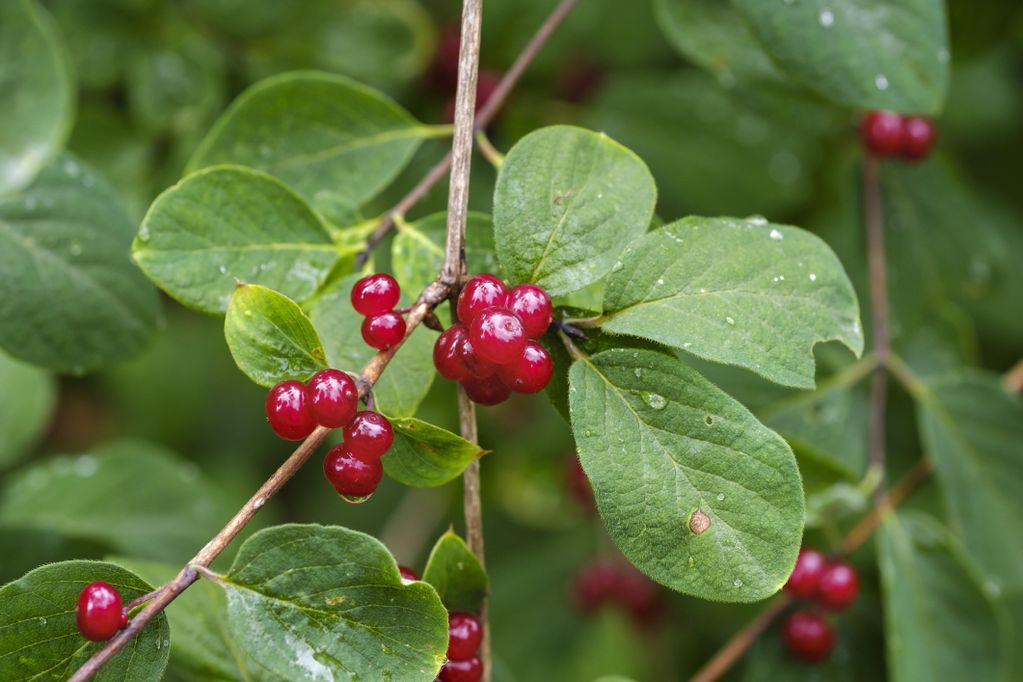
left=573, top=560, right=661, bottom=628
left=860, top=111, right=936, bottom=160
left=76, top=582, right=128, bottom=642
left=782, top=548, right=861, bottom=662
left=266, top=369, right=358, bottom=440
left=438, top=611, right=484, bottom=682
left=352, top=273, right=407, bottom=350
left=323, top=411, right=394, bottom=499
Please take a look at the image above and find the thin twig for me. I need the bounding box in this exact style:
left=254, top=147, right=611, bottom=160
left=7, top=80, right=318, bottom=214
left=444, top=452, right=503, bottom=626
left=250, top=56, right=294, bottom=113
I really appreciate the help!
left=840, top=457, right=932, bottom=554
left=863, top=156, right=889, bottom=501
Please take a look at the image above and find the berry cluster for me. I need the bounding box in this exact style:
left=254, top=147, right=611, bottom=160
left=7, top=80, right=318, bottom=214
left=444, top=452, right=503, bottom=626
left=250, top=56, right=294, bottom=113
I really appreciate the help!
left=860, top=110, right=936, bottom=161
left=322, top=410, right=394, bottom=499
left=266, top=368, right=359, bottom=440
left=438, top=611, right=484, bottom=682
left=434, top=274, right=554, bottom=406
left=352, top=273, right=407, bottom=350
left=76, top=581, right=128, bottom=642
left=781, top=547, right=860, bottom=662
left=572, top=560, right=662, bottom=628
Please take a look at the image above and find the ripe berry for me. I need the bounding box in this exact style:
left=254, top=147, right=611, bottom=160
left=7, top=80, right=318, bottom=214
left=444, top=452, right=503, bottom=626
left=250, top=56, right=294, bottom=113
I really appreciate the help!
left=456, top=275, right=508, bottom=325
left=457, top=336, right=498, bottom=379
left=266, top=380, right=316, bottom=441
left=783, top=610, right=835, bottom=662
left=785, top=547, right=826, bottom=600
left=343, top=411, right=394, bottom=460
left=434, top=324, right=471, bottom=381
left=447, top=612, right=483, bottom=661
left=76, top=582, right=124, bottom=642
left=507, top=284, right=552, bottom=339
left=323, top=445, right=383, bottom=498
left=362, top=311, right=406, bottom=350
left=438, top=656, right=483, bottom=682
left=351, top=274, right=400, bottom=316
left=398, top=565, right=420, bottom=582
left=470, top=307, right=526, bottom=365
left=900, top=116, right=936, bottom=160
left=306, top=369, right=358, bottom=428
left=497, top=341, right=553, bottom=393
left=572, top=561, right=661, bottom=628
left=860, top=110, right=903, bottom=157
left=462, top=374, right=511, bottom=406
left=817, top=560, right=859, bottom=611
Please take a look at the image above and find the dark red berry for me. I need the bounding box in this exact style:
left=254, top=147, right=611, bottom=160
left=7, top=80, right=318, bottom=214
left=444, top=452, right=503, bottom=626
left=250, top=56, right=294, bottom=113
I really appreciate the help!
left=439, top=656, right=483, bottom=682
left=399, top=565, right=420, bottom=582
left=76, top=582, right=124, bottom=642
left=343, top=411, right=394, bottom=460
left=507, top=284, right=552, bottom=339
left=558, top=57, right=605, bottom=103
left=615, top=564, right=662, bottom=628
left=462, top=374, right=511, bottom=406
left=900, top=116, right=936, bottom=161
left=457, top=336, right=498, bottom=379
left=572, top=561, right=661, bottom=628
left=362, top=312, right=407, bottom=351
left=785, top=547, right=826, bottom=600
left=497, top=341, right=552, bottom=393
left=470, top=307, right=526, bottom=365
left=351, top=274, right=400, bottom=316
left=564, top=455, right=595, bottom=513
left=428, top=24, right=461, bottom=92
left=783, top=610, right=835, bottom=662
left=860, top=110, right=903, bottom=157
left=456, top=275, right=508, bottom=325
left=323, top=445, right=383, bottom=497
left=442, top=69, right=504, bottom=123
left=306, top=369, right=358, bottom=428
left=447, top=612, right=483, bottom=661
left=266, top=380, right=316, bottom=441
left=434, top=324, right=471, bottom=381
left=573, top=563, right=617, bottom=612
left=817, top=560, right=859, bottom=611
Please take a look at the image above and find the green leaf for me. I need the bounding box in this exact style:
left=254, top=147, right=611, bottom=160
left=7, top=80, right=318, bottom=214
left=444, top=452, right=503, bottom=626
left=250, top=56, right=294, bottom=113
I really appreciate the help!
left=188, top=71, right=437, bottom=207
left=732, top=0, right=949, bottom=114
left=219, top=524, right=447, bottom=681
left=600, top=217, right=863, bottom=389
left=0, top=560, right=169, bottom=681
left=422, top=530, right=488, bottom=613
left=568, top=348, right=804, bottom=601
left=384, top=418, right=482, bottom=488
left=134, top=165, right=343, bottom=315
left=0, top=154, right=160, bottom=372
left=0, top=350, right=55, bottom=469
left=309, top=274, right=435, bottom=418
left=0, top=439, right=227, bottom=563
left=0, top=0, right=73, bottom=194
left=493, top=125, right=656, bottom=296
left=877, top=512, right=1007, bottom=681
left=225, top=284, right=326, bottom=387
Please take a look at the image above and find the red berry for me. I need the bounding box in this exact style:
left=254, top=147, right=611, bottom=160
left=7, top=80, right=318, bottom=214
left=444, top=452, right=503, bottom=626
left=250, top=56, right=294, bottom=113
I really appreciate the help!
left=343, top=411, right=394, bottom=460
left=456, top=275, right=508, bottom=325
left=783, top=610, right=835, bottom=662
left=462, top=374, right=511, bottom=406
left=785, top=547, right=826, bottom=600
left=399, top=565, right=420, bottom=582
left=497, top=341, right=553, bottom=393
left=323, top=445, right=383, bottom=497
left=351, top=274, right=400, bottom=316
left=362, top=312, right=407, bottom=350
left=469, top=307, right=525, bottom=365
left=900, top=116, right=936, bottom=161
left=817, top=560, right=859, bottom=611
left=573, top=563, right=617, bottom=612
left=434, top=324, right=471, bottom=381
left=76, top=582, right=124, bottom=642
left=476, top=69, right=502, bottom=112
left=306, top=369, right=358, bottom=428
left=428, top=24, right=461, bottom=92
left=457, top=336, right=498, bottom=379
left=860, top=110, right=903, bottom=157
left=614, top=564, right=662, bottom=628
left=266, top=380, right=316, bottom=441
left=439, top=656, right=483, bottom=682
left=507, top=284, right=552, bottom=339
left=447, top=612, right=483, bottom=661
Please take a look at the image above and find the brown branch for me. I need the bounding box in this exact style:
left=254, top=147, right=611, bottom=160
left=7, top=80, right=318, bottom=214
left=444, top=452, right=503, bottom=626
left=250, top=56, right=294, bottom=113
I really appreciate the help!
left=840, top=457, right=932, bottom=554
left=863, top=156, right=890, bottom=501
left=690, top=596, right=791, bottom=682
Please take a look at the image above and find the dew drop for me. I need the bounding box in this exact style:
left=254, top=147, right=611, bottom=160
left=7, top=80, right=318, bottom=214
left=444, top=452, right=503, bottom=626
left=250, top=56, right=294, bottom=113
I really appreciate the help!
left=656, top=277, right=665, bottom=285
left=733, top=578, right=743, bottom=588
left=818, top=9, right=834, bottom=27
left=875, top=74, right=889, bottom=90
left=611, top=261, right=624, bottom=272
left=641, top=392, right=667, bottom=410
left=137, top=224, right=151, bottom=242
left=633, top=368, right=642, bottom=378
left=746, top=214, right=768, bottom=226
left=716, top=493, right=725, bottom=501
left=769, top=229, right=784, bottom=240
left=38, top=617, right=46, bottom=625
left=809, top=273, right=817, bottom=281
left=983, top=579, right=1002, bottom=598
left=341, top=493, right=374, bottom=505
left=69, top=241, right=83, bottom=257
left=218, top=265, right=227, bottom=274
left=688, top=556, right=696, bottom=568
left=725, top=316, right=736, bottom=325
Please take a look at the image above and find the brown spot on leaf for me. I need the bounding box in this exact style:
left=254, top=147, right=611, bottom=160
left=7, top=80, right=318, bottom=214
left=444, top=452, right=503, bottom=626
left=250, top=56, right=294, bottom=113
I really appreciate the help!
left=325, top=595, right=347, bottom=606
left=689, top=509, right=711, bottom=535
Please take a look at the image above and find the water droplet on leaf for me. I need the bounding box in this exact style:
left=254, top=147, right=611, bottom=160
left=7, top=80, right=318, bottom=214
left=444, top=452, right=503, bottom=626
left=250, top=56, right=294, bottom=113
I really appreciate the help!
left=641, top=392, right=667, bottom=410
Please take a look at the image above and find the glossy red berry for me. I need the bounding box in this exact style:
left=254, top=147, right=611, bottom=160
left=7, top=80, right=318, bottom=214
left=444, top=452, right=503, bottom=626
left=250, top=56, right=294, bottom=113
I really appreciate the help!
left=439, top=656, right=483, bottom=682
left=323, top=445, right=383, bottom=498
left=306, top=369, right=358, bottom=428
left=462, top=374, right=511, bottom=406
left=447, top=612, right=483, bottom=661
left=434, top=324, right=471, bottom=381
left=497, top=341, right=553, bottom=393
left=860, top=110, right=903, bottom=157
left=457, top=336, right=498, bottom=379
left=900, top=116, right=936, bottom=160
left=470, top=307, right=526, bottom=365
left=785, top=547, right=826, bottom=600
left=76, top=582, right=124, bottom=642
left=817, top=560, right=859, bottom=611
left=351, top=274, right=400, bottom=316
left=783, top=610, right=835, bottom=662
left=507, top=284, right=552, bottom=339
left=343, top=411, right=394, bottom=460
left=362, top=312, right=406, bottom=350
left=399, top=566, right=420, bottom=582
left=456, top=275, right=508, bottom=325
left=266, top=380, right=316, bottom=441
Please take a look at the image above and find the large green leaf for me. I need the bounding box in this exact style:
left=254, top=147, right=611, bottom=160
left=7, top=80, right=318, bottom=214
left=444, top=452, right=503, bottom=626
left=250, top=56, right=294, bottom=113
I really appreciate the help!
left=732, top=0, right=949, bottom=114
left=421, top=530, right=488, bottom=613
left=384, top=418, right=482, bottom=488
left=568, top=348, right=804, bottom=601
left=0, top=0, right=73, bottom=194
left=218, top=524, right=447, bottom=681
left=0, top=351, right=55, bottom=469
left=0, top=154, right=159, bottom=372
left=493, top=125, right=656, bottom=296
left=600, top=217, right=863, bottom=389
left=0, top=560, right=169, bottom=681
left=134, top=165, right=344, bottom=315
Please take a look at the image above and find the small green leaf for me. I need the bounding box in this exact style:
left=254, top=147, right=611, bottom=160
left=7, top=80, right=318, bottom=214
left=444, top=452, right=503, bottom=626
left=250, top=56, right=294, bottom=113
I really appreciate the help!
left=569, top=348, right=804, bottom=601
left=422, top=530, right=488, bottom=613
left=135, top=165, right=343, bottom=315
left=0, top=350, right=55, bottom=469
left=225, top=284, right=326, bottom=387
left=493, top=125, right=656, bottom=296
left=220, top=524, right=447, bottom=681
left=0, top=560, right=169, bottom=681
left=601, top=217, right=863, bottom=389
left=384, top=418, right=482, bottom=488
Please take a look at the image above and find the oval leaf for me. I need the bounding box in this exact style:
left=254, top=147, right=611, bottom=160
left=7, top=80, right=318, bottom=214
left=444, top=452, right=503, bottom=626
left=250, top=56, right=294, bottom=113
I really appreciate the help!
left=568, top=348, right=804, bottom=601
left=384, top=418, right=482, bottom=488
left=0, top=350, right=55, bottom=468
left=422, top=530, right=488, bottom=613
